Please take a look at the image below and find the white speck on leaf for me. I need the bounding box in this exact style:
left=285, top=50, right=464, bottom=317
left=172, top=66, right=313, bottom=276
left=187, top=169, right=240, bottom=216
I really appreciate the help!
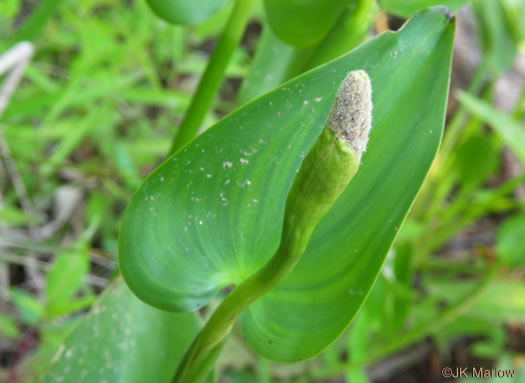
left=348, top=288, right=364, bottom=296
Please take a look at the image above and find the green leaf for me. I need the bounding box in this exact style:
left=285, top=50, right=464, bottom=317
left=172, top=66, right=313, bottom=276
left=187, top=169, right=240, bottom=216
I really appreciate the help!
left=427, top=278, right=525, bottom=324
left=10, top=0, right=65, bottom=43
left=45, top=251, right=90, bottom=319
left=304, top=0, right=376, bottom=71
left=47, top=296, right=96, bottom=319
left=390, top=243, right=414, bottom=332
left=0, top=204, right=39, bottom=226
left=501, top=0, right=525, bottom=42
left=9, top=287, right=44, bottom=325
left=0, top=0, right=20, bottom=20
left=263, top=0, right=352, bottom=47
left=145, top=0, right=228, bottom=26
left=497, top=214, right=525, bottom=268
left=472, top=0, right=518, bottom=75
left=238, top=25, right=296, bottom=105
left=454, top=135, right=499, bottom=188
left=471, top=340, right=505, bottom=359
left=457, top=91, right=525, bottom=166
left=38, top=279, right=207, bottom=383
left=120, top=8, right=455, bottom=362
left=378, top=0, right=468, bottom=18
left=240, top=1, right=375, bottom=104
left=19, top=321, right=78, bottom=380
left=0, top=314, right=19, bottom=338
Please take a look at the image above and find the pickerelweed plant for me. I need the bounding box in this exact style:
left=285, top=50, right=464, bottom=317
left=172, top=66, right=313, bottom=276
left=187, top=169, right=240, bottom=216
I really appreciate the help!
left=127, top=70, right=373, bottom=382
left=38, top=3, right=456, bottom=383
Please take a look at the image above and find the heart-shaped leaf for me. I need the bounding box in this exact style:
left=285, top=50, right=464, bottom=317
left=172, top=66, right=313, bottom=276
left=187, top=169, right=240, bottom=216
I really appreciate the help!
left=37, top=279, right=207, bottom=383
left=120, top=8, right=455, bottom=362
left=145, top=0, right=228, bottom=26
left=263, top=0, right=352, bottom=47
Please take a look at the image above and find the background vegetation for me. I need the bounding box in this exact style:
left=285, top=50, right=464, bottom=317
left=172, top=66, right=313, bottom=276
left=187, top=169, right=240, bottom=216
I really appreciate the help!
left=0, top=0, right=524, bottom=382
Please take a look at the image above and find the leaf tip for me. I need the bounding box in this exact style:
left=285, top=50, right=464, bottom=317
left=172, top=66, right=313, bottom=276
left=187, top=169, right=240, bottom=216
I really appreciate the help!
left=327, top=70, right=373, bottom=161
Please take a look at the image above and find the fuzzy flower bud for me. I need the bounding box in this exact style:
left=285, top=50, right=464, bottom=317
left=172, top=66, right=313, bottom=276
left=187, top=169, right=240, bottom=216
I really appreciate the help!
left=326, top=70, right=372, bottom=160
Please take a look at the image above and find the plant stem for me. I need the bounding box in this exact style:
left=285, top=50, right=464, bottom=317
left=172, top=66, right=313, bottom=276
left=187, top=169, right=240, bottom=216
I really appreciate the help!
left=313, top=262, right=502, bottom=379
left=172, top=245, right=312, bottom=383
left=169, top=0, right=254, bottom=154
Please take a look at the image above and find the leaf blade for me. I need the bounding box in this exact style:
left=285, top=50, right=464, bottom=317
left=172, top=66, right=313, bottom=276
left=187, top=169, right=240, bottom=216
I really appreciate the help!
left=263, top=0, right=351, bottom=47
left=145, top=0, right=228, bottom=25
left=38, top=279, right=204, bottom=383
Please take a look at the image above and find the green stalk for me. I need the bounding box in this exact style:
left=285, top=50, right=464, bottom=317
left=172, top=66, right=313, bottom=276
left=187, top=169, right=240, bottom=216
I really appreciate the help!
left=170, top=0, right=254, bottom=154
left=172, top=71, right=372, bottom=383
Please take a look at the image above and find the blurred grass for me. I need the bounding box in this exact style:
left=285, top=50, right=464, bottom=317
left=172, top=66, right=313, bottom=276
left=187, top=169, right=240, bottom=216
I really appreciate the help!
left=0, top=0, right=524, bottom=382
